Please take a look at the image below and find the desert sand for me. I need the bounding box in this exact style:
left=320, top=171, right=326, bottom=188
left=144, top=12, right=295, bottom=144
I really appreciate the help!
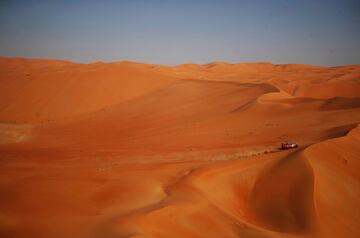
left=0, top=57, right=360, bottom=238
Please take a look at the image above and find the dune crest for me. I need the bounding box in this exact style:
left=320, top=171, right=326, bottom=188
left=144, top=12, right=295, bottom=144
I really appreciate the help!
left=0, top=57, right=360, bottom=238
left=0, top=58, right=176, bottom=123
left=305, top=124, right=360, bottom=238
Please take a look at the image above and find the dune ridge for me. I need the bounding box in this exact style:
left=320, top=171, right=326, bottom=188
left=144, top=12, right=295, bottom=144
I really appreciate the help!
left=0, top=58, right=177, bottom=123
left=0, top=57, right=360, bottom=238
left=1, top=58, right=360, bottom=123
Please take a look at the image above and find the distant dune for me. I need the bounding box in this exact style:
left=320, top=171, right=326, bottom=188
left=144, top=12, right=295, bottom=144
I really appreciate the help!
left=0, top=57, right=359, bottom=238
left=1, top=58, right=359, bottom=123
left=0, top=58, right=176, bottom=123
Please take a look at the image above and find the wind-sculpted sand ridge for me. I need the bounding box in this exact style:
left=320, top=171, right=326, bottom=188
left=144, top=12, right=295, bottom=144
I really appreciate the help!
left=101, top=148, right=318, bottom=238
left=304, top=124, right=360, bottom=238
left=102, top=127, right=358, bottom=238
left=0, top=58, right=177, bottom=123
left=156, top=62, right=360, bottom=99
left=0, top=58, right=360, bottom=237
left=1, top=58, right=360, bottom=124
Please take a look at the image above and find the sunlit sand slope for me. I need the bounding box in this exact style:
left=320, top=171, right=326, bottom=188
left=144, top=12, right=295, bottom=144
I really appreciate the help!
left=0, top=58, right=360, bottom=238
left=305, top=125, right=360, bottom=238
left=0, top=58, right=176, bottom=123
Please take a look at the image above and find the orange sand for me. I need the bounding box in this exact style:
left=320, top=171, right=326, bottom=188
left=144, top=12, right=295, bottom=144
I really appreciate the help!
left=0, top=57, right=360, bottom=238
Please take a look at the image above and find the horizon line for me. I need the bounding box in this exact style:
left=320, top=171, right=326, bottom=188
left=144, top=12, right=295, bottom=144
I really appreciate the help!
left=1, top=55, right=359, bottom=68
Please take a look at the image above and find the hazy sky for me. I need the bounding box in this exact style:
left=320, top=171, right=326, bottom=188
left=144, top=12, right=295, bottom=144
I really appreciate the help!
left=0, top=0, right=359, bottom=66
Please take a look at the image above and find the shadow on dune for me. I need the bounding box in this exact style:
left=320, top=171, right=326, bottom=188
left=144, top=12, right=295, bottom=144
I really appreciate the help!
left=249, top=149, right=317, bottom=234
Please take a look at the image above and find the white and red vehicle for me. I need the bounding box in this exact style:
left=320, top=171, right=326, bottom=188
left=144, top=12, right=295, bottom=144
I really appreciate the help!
left=281, top=142, right=298, bottom=150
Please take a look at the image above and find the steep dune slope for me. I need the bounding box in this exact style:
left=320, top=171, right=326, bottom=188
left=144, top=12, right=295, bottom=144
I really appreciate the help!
left=249, top=150, right=316, bottom=234
left=305, top=124, right=360, bottom=238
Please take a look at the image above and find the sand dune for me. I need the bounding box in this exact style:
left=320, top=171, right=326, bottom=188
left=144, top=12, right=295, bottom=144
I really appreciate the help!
left=1, top=58, right=359, bottom=124
left=0, top=58, right=360, bottom=238
left=157, top=62, right=360, bottom=99
left=0, top=58, right=176, bottom=123
left=305, top=125, right=360, bottom=238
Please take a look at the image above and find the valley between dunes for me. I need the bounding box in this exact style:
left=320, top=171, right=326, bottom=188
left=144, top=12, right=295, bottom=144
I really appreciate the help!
left=0, top=57, right=360, bottom=238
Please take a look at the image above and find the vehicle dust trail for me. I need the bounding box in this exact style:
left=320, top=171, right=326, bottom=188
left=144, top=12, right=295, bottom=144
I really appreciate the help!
left=209, top=147, right=282, bottom=161
left=95, top=146, right=282, bottom=172
left=0, top=123, right=32, bottom=144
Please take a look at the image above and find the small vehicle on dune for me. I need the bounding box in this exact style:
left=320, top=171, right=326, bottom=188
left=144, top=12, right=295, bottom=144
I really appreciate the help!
left=281, top=142, right=298, bottom=150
